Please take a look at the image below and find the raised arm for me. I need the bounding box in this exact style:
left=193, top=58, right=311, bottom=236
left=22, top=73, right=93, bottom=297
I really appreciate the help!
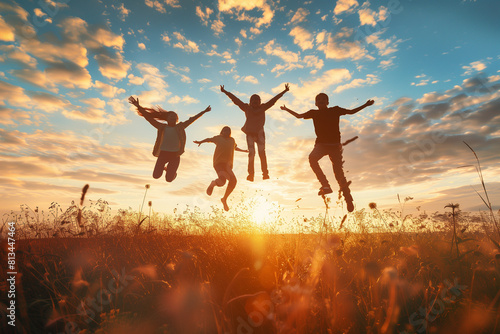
left=128, top=96, right=163, bottom=129
left=262, top=83, right=289, bottom=109
left=220, top=85, right=246, bottom=110
left=182, top=105, right=211, bottom=128
left=280, top=104, right=307, bottom=119
left=344, top=99, right=375, bottom=115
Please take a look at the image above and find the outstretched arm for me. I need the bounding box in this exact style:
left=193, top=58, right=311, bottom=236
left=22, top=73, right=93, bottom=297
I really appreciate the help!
left=235, top=146, right=249, bottom=153
left=263, top=83, right=290, bottom=109
left=280, top=105, right=307, bottom=119
left=183, top=105, right=211, bottom=128
left=128, top=96, right=163, bottom=129
left=220, top=85, right=246, bottom=110
left=344, top=99, right=375, bottom=115
left=193, top=138, right=213, bottom=146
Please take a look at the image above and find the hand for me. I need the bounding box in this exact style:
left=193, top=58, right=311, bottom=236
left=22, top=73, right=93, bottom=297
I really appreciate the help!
left=366, top=99, right=374, bottom=106
left=220, top=85, right=226, bottom=93
left=128, top=96, right=139, bottom=107
left=193, top=140, right=202, bottom=146
left=284, top=83, right=290, bottom=92
left=204, top=105, right=211, bottom=112
left=280, top=105, right=289, bottom=111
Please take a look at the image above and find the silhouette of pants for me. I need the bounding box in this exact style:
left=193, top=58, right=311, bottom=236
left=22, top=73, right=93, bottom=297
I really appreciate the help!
left=153, top=151, right=180, bottom=182
left=246, top=129, right=268, bottom=176
left=309, top=143, right=348, bottom=188
left=214, top=163, right=237, bottom=199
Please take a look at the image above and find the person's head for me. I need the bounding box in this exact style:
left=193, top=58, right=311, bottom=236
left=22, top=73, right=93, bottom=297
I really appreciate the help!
left=249, top=94, right=261, bottom=108
left=220, top=126, right=231, bottom=138
left=315, top=93, right=329, bottom=108
left=156, top=111, right=178, bottom=125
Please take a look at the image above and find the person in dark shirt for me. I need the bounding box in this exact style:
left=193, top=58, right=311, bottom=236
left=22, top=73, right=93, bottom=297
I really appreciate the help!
left=220, top=84, right=289, bottom=181
left=194, top=126, right=248, bottom=211
left=281, top=93, right=374, bottom=212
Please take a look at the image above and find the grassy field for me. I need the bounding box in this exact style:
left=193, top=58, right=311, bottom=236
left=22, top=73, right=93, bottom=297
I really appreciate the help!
left=1, top=197, right=500, bottom=334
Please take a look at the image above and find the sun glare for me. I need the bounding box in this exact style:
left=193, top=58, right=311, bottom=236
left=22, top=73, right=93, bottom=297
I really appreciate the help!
left=251, top=195, right=278, bottom=226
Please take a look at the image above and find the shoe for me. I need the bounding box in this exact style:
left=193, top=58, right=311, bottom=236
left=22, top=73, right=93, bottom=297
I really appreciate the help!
left=247, top=174, right=254, bottom=182
left=343, top=191, right=354, bottom=212
left=340, top=181, right=354, bottom=212
left=263, top=173, right=270, bottom=180
left=206, top=181, right=216, bottom=196
left=318, top=186, right=333, bottom=196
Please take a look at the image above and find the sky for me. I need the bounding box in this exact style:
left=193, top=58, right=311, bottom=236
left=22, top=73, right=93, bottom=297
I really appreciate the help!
left=0, top=0, right=499, bottom=224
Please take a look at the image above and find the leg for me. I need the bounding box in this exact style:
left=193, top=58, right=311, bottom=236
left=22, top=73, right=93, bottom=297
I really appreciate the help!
left=328, top=144, right=348, bottom=188
left=165, top=153, right=180, bottom=182
left=222, top=168, right=237, bottom=201
left=328, top=145, right=354, bottom=212
left=308, top=144, right=329, bottom=188
left=255, top=129, right=269, bottom=178
left=246, top=134, right=256, bottom=181
left=152, top=151, right=169, bottom=179
left=208, top=164, right=229, bottom=196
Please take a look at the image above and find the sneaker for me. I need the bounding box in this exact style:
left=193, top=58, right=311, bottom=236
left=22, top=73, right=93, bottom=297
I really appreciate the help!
left=263, top=173, right=270, bottom=180
left=318, top=186, right=333, bottom=196
left=247, top=174, right=254, bottom=182
left=206, top=181, right=216, bottom=196
left=340, top=181, right=354, bottom=212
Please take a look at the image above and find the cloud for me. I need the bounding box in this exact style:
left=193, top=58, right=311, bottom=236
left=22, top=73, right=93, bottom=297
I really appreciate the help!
left=167, top=95, right=200, bottom=104
left=112, top=3, right=130, bottom=21
left=291, top=8, right=309, bottom=24
left=462, top=60, right=487, bottom=76
left=138, top=42, right=146, bottom=50
left=94, top=80, right=126, bottom=98
left=166, top=62, right=192, bottom=83
left=366, top=33, right=401, bottom=56
left=317, top=28, right=371, bottom=60
left=145, top=0, right=181, bottom=13
left=289, top=26, right=314, bottom=50
left=196, top=6, right=213, bottom=26
left=242, top=75, right=259, bottom=84
left=11, top=68, right=58, bottom=92
left=286, top=69, right=352, bottom=108
left=334, top=0, right=359, bottom=15
left=218, top=0, right=274, bottom=28
left=0, top=80, right=32, bottom=107
left=264, top=40, right=324, bottom=76
left=198, top=78, right=212, bottom=83
left=358, top=3, right=389, bottom=26
left=172, top=32, right=200, bottom=53
left=94, top=51, right=130, bottom=80
left=0, top=45, right=37, bottom=67
left=0, top=16, right=16, bottom=41
left=334, top=74, right=380, bottom=93
left=132, top=63, right=170, bottom=104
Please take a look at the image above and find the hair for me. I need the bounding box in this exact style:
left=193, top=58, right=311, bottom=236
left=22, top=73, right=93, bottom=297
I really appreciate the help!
left=315, top=93, right=329, bottom=105
left=250, top=94, right=261, bottom=103
left=220, top=126, right=231, bottom=136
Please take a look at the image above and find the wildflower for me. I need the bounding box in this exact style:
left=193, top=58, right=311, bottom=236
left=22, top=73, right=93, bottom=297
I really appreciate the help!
left=145, top=184, right=150, bottom=189
left=369, top=202, right=377, bottom=209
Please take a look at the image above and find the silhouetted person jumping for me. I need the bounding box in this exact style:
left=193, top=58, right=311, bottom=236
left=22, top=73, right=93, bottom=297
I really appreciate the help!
left=194, top=126, right=248, bottom=211
left=281, top=93, right=374, bottom=212
left=128, top=96, right=210, bottom=182
left=220, top=84, right=289, bottom=181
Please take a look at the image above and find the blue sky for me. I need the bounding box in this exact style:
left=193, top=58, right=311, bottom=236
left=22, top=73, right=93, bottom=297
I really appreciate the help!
left=1, top=0, right=499, bottom=222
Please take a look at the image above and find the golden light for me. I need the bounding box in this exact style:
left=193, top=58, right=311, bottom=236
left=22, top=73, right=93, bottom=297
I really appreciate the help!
left=251, top=195, right=278, bottom=226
